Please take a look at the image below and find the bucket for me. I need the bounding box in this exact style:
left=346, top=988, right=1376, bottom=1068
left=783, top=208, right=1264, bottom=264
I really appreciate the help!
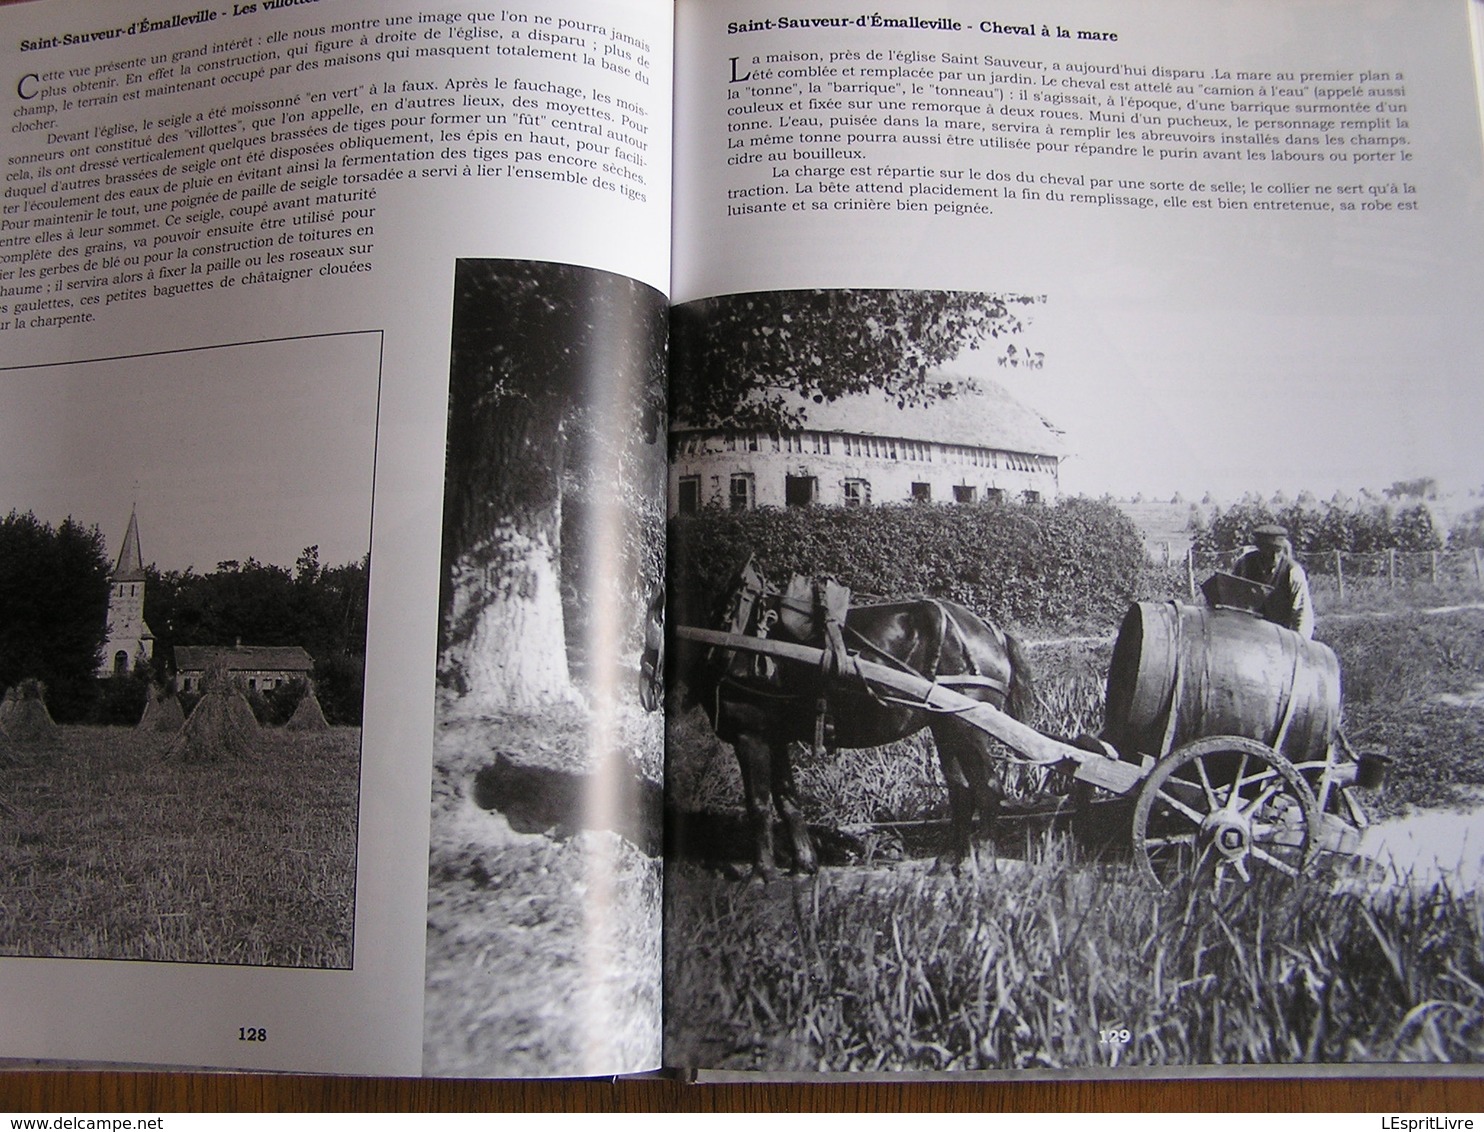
left=1104, top=601, right=1341, bottom=763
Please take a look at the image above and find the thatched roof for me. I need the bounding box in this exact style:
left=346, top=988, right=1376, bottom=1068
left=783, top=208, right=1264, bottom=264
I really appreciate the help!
left=674, top=373, right=1065, bottom=458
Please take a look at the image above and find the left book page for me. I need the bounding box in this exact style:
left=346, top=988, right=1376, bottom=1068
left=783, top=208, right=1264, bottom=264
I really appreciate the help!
left=0, top=0, right=671, bottom=1077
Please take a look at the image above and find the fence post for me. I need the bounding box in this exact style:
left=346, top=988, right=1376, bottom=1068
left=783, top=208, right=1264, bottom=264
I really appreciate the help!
left=1431, top=550, right=1438, bottom=585
left=1335, top=549, right=1345, bottom=602
left=1186, top=547, right=1196, bottom=600
left=1388, top=547, right=1396, bottom=589
left=1475, top=546, right=1483, bottom=584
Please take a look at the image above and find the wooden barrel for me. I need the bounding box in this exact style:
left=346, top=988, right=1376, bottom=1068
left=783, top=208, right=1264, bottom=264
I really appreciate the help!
left=1103, top=602, right=1340, bottom=763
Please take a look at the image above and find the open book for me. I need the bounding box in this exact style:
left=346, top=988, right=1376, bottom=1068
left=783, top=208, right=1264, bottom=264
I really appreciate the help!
left=2, top=0, right=1482, bottom=1079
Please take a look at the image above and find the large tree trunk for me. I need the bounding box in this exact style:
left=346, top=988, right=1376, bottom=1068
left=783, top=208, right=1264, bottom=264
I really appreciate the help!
left=441, top=388, right=574, bottom=712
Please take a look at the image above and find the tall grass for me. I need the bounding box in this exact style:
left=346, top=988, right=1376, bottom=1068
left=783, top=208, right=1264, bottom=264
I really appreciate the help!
left=665, top=850, right=1484, bottom=1070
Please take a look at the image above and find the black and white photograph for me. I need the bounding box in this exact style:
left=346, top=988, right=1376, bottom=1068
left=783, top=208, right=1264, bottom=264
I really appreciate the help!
left=423, top=259, right=668, bottom=1076
left=662, top=287, right=1484, bottom=1072
left=0, top=334, right=379, bottom=968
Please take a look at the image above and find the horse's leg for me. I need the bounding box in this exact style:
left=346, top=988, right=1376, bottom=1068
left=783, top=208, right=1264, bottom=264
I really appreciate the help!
left=933, top=732, right=975, bottom=872
left=933, top=719, right=1003, bottom=872
left=734, top=731, right=777, bottom=881
left=769, top=741, right=817, bottom=875
left=967, top=737, right=1004, bottom=845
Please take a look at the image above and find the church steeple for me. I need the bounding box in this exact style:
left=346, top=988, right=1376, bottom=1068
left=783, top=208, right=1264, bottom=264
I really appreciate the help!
left=98, top=508, right=154, bottom=678
left=114, top=507, right=146, bottom=583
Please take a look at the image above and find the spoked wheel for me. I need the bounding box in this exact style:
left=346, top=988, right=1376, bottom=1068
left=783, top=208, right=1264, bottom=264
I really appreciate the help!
left=1132, top=736, right=1320, bottom=891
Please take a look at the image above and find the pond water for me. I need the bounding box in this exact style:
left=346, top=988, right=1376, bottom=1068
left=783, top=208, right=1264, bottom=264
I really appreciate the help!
left=1355, top=804, right=1484, bottom=890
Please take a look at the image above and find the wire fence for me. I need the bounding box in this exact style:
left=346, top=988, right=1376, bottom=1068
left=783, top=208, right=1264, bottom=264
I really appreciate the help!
left=1148, top=544, right=1484, bottom=603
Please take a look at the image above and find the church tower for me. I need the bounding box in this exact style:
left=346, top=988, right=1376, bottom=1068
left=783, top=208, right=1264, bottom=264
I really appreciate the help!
left=98, top=508, right=155, bottom=678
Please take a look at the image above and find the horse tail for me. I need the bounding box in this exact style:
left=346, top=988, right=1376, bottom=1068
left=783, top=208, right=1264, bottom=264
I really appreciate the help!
left=1002, top=629, right=1036, bottom=723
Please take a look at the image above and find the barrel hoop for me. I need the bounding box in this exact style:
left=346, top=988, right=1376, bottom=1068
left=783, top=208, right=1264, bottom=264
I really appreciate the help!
left=1271, top=629, right=1303, bottom=755
left=1158, top=602, right=1184, bottom=759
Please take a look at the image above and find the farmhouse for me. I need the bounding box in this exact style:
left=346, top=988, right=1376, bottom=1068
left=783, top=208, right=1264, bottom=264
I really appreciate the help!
left=97, top=508, right=155, bottom=678
left=175, top=644, right=315, bottom=695
left=669, top=375, right=1064, bottom=514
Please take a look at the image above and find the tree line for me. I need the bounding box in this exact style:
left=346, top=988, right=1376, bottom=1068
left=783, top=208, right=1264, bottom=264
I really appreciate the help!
left=0, top=510, right=368, bottom=724
left=1190, top=498, right=1445, bottom=558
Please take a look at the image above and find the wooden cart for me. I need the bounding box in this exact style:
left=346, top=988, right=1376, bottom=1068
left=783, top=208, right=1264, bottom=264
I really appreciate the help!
left=677, top=601, right=1380, bottom=889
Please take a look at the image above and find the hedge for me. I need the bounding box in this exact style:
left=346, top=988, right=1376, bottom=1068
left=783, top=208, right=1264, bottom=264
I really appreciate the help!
left=669, top=497, right=1146, bottom=631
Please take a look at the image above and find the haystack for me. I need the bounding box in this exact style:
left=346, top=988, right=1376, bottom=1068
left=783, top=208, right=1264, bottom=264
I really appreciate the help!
left=0, top=679, right=58, bottom=743
left=167, top=659, right=259, bottom=762
left=285, top=686, right=330, bottom=732
left=136, top=684, right=185, bottom=733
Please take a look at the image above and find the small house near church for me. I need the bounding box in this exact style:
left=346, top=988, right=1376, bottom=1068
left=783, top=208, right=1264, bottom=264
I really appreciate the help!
left=669, top=375, right=1064, bottom=515
left=175, top=644, right=315, bottom=695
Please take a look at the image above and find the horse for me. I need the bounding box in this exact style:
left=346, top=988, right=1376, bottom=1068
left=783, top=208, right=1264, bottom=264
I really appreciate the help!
left=670, top=560, right=1034, bottom=880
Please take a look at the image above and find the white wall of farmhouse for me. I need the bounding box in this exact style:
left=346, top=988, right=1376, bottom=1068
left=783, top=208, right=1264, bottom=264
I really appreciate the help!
left=669, top=374, right=1065, bottom=515
left=670, top=429, right=1060, bottom=513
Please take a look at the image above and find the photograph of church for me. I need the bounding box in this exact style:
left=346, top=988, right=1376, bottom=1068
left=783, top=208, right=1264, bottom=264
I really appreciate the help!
left=0, top=333, right=380, bottom=969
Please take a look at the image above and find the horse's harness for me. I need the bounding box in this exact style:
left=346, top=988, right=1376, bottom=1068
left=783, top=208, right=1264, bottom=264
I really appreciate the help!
left=714, top=568, right=1010, bottom=758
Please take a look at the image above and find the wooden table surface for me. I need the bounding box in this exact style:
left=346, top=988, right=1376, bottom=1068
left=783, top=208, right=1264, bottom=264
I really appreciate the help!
left=1, top=1071, right=1481, bottom=1112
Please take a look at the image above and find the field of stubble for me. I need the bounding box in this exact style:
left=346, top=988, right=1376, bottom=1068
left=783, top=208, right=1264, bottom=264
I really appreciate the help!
left=0, top=727, right=359, bottom=967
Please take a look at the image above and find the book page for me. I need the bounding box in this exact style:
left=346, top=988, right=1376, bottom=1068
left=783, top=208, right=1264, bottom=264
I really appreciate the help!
left=666, top=0, right=1484, bottom=1074
left=0, top=0, right=671, bottom=1077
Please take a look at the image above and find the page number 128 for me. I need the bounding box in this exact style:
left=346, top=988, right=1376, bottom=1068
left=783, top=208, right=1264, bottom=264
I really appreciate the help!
left=238, top=1027, right=267, bottom=1042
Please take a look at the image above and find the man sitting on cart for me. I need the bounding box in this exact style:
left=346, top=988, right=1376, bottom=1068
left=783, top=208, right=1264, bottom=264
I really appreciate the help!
left=1233, top=523, right=1315, bottom=640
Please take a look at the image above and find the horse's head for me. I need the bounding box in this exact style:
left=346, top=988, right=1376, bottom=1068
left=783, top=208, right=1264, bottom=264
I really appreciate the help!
left=665, top=553, right=775, bottom=712
left=710, top=553, right=768, bottom=635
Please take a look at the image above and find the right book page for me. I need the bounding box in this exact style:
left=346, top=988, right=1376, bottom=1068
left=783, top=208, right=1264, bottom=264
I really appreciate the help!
left=664, top=0, right=1484, bottom=1076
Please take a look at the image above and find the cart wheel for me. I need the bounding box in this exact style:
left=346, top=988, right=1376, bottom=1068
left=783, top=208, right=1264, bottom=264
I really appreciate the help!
left=1132, top=736, right=1319, bottom=891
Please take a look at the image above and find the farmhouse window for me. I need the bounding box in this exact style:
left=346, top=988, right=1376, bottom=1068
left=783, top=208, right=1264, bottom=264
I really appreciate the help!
left=1023, top=490, right=1042, bottom=504
left=843, top=479, right=871, bottom=508
left=953, top=485, right=977, bottom=503
left=985, top=488, right=1005, bottom=504
left=786, top=476, right=817, bottom=507
left=729, top=474, right=755, bottom=511
left=678, top=476, right=700, bottom=515
left=113, top=651, right=128, bottom=676
left=911, top=482, right=932, bottom=503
